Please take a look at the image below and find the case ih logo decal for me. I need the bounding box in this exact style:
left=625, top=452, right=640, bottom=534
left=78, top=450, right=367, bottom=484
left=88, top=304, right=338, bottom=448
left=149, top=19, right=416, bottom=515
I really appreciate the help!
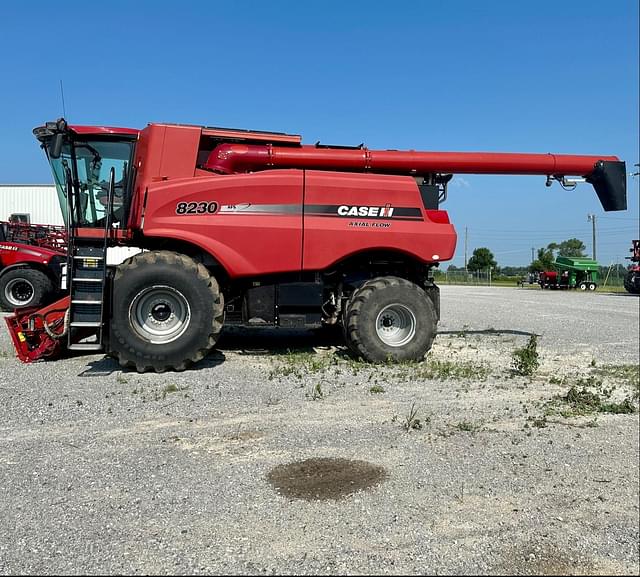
left=305, top=204, right=423, bottom=221
left=337, top=204, right=394, bottom=218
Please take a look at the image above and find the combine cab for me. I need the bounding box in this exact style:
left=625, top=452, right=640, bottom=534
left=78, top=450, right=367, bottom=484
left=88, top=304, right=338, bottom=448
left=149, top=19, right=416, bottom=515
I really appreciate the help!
left=623, top=240, right=640, bottom=294
left=539, top=256, right=599, bottom=291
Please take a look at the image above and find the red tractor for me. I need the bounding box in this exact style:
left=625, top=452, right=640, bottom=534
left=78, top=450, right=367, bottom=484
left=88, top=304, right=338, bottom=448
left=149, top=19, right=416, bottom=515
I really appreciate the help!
left=5, top=118, right=628, bottom=371
left=624, top=240, right=640, bottom=294
left=0, top=220, right=67, bottom=310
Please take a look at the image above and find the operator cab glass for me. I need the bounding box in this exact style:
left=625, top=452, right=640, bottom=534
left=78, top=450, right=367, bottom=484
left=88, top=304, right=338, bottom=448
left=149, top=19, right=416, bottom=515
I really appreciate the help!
left=48, top=139, right=135, bottom=228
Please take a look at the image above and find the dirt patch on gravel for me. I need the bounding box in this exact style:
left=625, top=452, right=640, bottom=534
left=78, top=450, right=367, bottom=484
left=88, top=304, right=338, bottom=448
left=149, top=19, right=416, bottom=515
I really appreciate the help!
left=267, top=457, right=387, bottom=501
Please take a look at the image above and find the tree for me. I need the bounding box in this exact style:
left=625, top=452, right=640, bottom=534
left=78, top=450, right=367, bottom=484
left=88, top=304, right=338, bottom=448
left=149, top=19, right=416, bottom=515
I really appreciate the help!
left=529, top=238, right=587, bottom=272
left=556, top=238, right=586, bottom=258
left=467, top=247, right=497, bottom=272
left=530, top=247, right=554, bottom=272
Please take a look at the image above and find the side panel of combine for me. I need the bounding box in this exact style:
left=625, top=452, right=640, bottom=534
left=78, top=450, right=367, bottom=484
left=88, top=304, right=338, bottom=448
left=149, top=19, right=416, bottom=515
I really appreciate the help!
left=302, top=171, right=457, bottom=270
left=141, top=171, right=304, bottom=277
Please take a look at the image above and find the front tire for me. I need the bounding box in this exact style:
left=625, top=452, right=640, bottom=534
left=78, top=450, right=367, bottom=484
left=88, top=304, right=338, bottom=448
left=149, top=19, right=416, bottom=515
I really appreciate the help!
left=0, top=268, right=54, bottom=310
left=109, top=251, right=224, bottom=372
left=343, top=277, right=437, bottom=363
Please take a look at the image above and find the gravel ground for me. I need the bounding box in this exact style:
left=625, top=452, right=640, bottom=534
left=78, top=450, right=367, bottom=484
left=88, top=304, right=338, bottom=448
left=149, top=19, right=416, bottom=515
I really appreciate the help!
left=0, top=285, right=638, bottom=575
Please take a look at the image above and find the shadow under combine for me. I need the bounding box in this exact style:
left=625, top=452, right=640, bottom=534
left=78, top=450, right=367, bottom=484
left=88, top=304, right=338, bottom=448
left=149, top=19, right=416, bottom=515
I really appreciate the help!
left=77, top=349, right=227, bottom=376
left=215, top=325, right=345, bottom=357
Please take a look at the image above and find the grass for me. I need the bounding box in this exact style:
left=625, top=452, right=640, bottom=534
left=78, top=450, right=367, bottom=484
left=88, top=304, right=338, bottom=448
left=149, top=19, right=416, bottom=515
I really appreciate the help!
left=393, top=359, right=490, bottom=381
left=269, top=350, right=336, bottom=380
left=402, top=402, right=426, bottom=431
left=268, top=348, right=492, bottom=385
left=592, top=364, right=640, bottom=398
left=539, top=366, right=639, bottom=423
left=306, top=382, right=324, bottom=401
left=454, top=420, right=483, bottom=433
left=545, top=383, right=637, bottom=418
left=369, top=384, right=385, bottom=394
left=511, top=335, right=539, bottom=376
left=526, top=415, right=548, bottom=428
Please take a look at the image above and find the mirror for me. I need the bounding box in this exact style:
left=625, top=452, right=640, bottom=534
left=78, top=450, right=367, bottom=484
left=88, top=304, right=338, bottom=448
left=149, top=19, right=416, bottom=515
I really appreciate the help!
left=49, top=133, right=64, bottom=158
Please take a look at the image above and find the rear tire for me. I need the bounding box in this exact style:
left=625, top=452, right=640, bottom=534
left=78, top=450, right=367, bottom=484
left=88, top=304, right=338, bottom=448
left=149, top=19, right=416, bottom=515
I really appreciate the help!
left=0, top=268, right=54, bottom=310
left=343, top=276, right=437, bottom=363
left=579, top=282, right=587, bottom=291
left=109, top=251, right=224, bottom=372
left=588, top=283, right=597, bottom=291
left=624, top=271, right=640, bottom=294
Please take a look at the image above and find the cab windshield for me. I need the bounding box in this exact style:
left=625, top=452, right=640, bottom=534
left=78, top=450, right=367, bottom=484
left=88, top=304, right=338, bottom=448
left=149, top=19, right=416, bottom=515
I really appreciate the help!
left=49, top=139, right=134, bottom=228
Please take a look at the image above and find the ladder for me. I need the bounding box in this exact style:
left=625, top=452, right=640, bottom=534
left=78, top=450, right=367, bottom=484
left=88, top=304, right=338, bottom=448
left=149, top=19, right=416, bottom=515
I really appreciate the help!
left=66, top=168, right=115, bottom=351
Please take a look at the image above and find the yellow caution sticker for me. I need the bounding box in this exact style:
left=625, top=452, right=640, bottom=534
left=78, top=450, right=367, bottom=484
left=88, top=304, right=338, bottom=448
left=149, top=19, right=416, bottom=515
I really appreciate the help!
left=18, top=332, right=26, bottom=342
left=84, top=258, right=100, bottom=268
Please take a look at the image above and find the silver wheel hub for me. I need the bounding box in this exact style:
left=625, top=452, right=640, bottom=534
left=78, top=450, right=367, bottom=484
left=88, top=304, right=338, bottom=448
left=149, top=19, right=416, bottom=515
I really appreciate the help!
left=375, top=303, right=417, bottom=347
left=5, top=278, right=34, bottom=306
left=129, top=285, right=191, bottom=344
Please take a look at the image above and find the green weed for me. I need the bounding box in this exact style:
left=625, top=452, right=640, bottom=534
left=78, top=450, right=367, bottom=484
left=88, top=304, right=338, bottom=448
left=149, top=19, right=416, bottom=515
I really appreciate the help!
left=511, top=335, right=539, bottom=376
left=546, top=385, right=636, bottom=418
left=306, top=382, right=324, bottom=401
left=455, top=420, right=482, bottom=433
left=593, top=364, right=640, bottom=398
left=395, top=359, right=490, bottom=381
left=403, top=402, right=426, bottom=431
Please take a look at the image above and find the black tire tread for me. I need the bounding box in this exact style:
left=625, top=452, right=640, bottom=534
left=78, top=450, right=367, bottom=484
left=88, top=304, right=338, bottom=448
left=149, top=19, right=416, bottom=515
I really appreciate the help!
left=623, top=271, right=640, bottom=294
left=0, top=267, right=54, bottom=310
left=110, top=250, right=224, bottom=372
left=343, top=276, right=437, bottom=363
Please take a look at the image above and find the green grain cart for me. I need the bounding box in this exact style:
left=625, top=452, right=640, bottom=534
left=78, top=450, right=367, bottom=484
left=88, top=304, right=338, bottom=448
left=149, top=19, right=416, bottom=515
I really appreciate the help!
left=539, top=256, right=600, bottom=291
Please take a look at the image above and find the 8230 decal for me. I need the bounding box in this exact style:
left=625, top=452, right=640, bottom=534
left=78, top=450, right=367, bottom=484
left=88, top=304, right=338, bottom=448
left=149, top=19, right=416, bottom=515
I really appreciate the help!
left=175, top=201, right=218, bottom=215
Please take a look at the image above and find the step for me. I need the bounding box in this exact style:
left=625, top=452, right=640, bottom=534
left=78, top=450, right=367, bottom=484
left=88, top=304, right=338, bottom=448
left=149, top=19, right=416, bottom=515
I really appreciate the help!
left=72, top=277, right=103, bottom=283
left=71, top=300, right=103, bottom=305
left=68, top=343, right=103, bottom=351
left=73, top=255, right=105, bottom=260
left=70, top=321, right=103, bottom=327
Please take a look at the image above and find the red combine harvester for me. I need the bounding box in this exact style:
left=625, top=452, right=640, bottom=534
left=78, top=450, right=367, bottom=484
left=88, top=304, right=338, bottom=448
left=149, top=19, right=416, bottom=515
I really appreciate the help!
left=0, top=220, right=67, bottom=310
left=5, top=118, right=627, bottom=371
left=624, top=240, right=640, bottom=294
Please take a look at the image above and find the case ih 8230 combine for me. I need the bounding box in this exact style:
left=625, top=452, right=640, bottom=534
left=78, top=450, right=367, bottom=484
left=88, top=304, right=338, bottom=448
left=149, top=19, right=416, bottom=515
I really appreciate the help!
left=5, top=118, right=627, bottom=372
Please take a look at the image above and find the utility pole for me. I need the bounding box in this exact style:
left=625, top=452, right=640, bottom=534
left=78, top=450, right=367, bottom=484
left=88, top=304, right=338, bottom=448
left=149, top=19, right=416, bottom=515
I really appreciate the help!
left=587, top=214, right=597, bottom=261
left=531, top=247, right=535, bottom=263
left=464, top=227, right=468, bottom=272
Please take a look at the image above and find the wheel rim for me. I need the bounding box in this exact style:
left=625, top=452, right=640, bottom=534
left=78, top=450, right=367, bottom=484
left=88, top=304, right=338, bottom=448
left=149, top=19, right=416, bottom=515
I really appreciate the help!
left=579, top=283, right=587, bottom=291
left=128, top=285, right=191, bottom=344
left=375, top=303, right=417, bottom=347
left=589, top=283, right=596, bottom=291
left=5, top=278, right=34, bottom=306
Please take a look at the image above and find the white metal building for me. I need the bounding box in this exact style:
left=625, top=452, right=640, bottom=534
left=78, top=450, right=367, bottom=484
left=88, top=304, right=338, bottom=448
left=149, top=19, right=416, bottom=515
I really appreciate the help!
left=0, top=184, right=141, bottom=264
left=0, top=184, right=63, bottom=225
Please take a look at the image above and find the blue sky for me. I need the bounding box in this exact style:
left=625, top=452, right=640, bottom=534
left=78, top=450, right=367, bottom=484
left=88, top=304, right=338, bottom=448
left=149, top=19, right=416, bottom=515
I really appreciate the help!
left=1, top=0, right=638, bottom=267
